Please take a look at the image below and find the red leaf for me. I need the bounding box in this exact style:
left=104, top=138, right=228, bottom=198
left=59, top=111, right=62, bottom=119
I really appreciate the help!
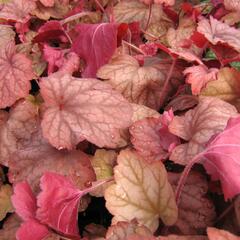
left=16, top=219, right=49, bottom=240
left=130, top=113, right=180, bottom=162
left=11, top=182, right=37, bottom=222
left=117, top=23, right=129, bottom=46
left=190, top=31, right=208, bottom=49
left=0, top=43, right=34, bottom=108
left=36, top=172, right=82, bottom=237
left=72, top=23, right=118, bottom=77
left=33, top=20, right=68, bottom=44
left=40, top=72, right=132, bottom=149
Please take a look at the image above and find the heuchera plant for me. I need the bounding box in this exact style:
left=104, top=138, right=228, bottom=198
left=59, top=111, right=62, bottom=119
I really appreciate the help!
left=0, top=0, right=240, bottom=239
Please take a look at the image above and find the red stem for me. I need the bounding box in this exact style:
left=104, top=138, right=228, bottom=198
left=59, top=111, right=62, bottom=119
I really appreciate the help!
left=175, top=152, right=205, bottom=205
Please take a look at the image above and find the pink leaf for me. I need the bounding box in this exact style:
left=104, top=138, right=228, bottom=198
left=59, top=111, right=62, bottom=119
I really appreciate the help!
left=40, top=72, right=132, bottom=149
left=0, top=43, right=34, bottom=108
left=197, top=16, right=240, bottom=53
left=223, top=0, right=240, bottom=12
left=11, top=182, right=37, bottom=222
left=169, top=97, right=237, bottom=165
left=36, top=172, right=84, bottom=237
left=71, top=23, right=118, bottom=77
left=43, top=45, right=79, bottom=75
left=130, top=115, right=180, bottom=162
left=176, top=115, right=240, bottom=203
left=0, top=0, right=36, bottom=22
left=130, top=117, right=169, bottom=162
left=202, top=116, right=240, bottom=200
left=16, top=219, right=49, bottom=240
left=183, top=65, right=219, bottom=95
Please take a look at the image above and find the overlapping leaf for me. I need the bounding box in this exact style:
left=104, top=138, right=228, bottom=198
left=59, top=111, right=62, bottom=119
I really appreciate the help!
left=169, top=97, right=237, bottom=165
left=197, top=16, right=240, bottom=53
left=0, top=43, right=34, bottom=108
left=40, top=72, right=133, bottom=149
left=105, top=149, right=178, bottom=232
left=72, top=23, right=118, bottom=77
left=98, top=54, right=172, bottom=110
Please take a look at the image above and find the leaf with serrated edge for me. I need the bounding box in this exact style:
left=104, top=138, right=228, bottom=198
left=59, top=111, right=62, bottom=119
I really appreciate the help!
left=0, top=0, right=36, bottom=22
left=105, top=220, right=153, bottom=240
left=0, top=43, right=34, bottom=108
left=200, top=68, right=240, bottom=109
left=105, top=149, right=178, bottom=232
left=113, top=0, right=164, bottom=29
left=169, top=97, right=237, bottom=165
left=197, top=16, right=240, bottom=53
left=97, top=54, right=166, bottom=110
left=40, top=72, right=132, bottom=149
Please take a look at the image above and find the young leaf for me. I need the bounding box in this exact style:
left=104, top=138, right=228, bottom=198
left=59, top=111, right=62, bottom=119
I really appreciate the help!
left=207, top=227, right=240, bottom=240
left=11, top=181, right=37, bottom=222
left=40, top=72, right=132, bottom=149
left=0, top=43, right=34, bottom=108
left=105, top=149, right=178, bottom=232
left=130, top=115, right=179, bottom=162
left=71, top=23, right=118, bottom=77
left=197, top=16, right=240, bottom=53
left=169, top=97, right=237, bottom=165
left=183, top=65, right=219, bottom=95
left=130, top=117, right=169, bottom=162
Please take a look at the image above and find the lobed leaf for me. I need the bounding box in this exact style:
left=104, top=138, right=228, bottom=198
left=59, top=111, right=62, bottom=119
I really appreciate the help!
left=40, top=72, right=132, bottom=149
left=169, top=97, right=237, bottom=165
left=105, top=149, right=178, bottom=232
